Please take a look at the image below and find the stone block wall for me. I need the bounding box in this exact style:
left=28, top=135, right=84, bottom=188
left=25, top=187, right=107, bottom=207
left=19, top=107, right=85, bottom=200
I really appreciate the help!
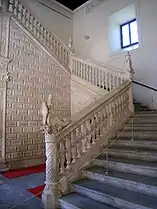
left=0, top=14, right=71, bottom=169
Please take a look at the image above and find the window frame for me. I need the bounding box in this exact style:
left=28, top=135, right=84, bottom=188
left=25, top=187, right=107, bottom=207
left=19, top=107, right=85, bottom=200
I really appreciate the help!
left=120, top=18, right=138, bottom=49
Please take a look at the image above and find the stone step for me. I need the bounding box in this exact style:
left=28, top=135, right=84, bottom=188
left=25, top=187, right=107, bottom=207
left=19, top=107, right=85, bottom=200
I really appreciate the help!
left=125, top=123, right=157, bottom=127
left=123, top=126, right=157, bottom=131
left=108, top=148, right=157, bottom=161
left=73, top=179, right=157, bottom=209
left=93, top=157, right=157, bottom=177
left=127, top=119, right=157, bottom=124
left=117, top=132, right=157, bottom=140
left=135, top=111, right=157, bottom=115
left=110, top=140, right=157, bottom=150
left=59, top=193, right=115, bottom=209
left=133, top=114, right=157, bottom=119
left=84, top=166, right=157, bottom=197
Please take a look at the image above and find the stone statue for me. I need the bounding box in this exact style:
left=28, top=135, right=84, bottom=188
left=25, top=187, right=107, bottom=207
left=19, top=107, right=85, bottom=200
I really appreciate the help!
left=40, top=94, right=70, bottom=134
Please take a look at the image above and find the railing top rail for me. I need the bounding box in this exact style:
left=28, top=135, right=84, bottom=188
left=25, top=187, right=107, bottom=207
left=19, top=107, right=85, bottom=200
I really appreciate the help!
left=133, top=80, right=157, bottom=92
left=72, top=53, right=127, bottom=76
left=56, top=80, right=131, bottom=139
left=8, top=0, right=71, bottom=53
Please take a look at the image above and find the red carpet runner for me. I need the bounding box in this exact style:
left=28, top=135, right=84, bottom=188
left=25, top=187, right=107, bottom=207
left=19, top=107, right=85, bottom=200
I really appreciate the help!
left=27, top=185, right=45, bottom=199
left=2, top=164, right=45, bottom=179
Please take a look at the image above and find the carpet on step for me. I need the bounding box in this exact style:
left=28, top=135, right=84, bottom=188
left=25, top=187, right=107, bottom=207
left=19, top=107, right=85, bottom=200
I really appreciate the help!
left=27, top=184, right=45, bottom=199
left=2, top=164, right=45, bottom=179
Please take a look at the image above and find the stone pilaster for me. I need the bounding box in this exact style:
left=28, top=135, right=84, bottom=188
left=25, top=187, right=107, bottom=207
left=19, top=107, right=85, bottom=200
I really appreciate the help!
left=0, top=56, right=11, bottom=160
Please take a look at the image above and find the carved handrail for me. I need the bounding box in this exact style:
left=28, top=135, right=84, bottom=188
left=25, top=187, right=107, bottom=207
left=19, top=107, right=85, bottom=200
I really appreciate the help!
left=71, top=53, right=133, bottom=91
left=41, top=80, right=133, bottom=208
left=8, top=0, right=71, bottom=69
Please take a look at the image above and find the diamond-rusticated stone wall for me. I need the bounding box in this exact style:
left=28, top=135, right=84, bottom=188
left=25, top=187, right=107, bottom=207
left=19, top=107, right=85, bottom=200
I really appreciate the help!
left=3, top=19, right=71, bottom=167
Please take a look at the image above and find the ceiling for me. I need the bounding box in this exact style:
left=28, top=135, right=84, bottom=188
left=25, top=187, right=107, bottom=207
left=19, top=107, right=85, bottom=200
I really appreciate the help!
left=56, top=0, right=89, bottom=10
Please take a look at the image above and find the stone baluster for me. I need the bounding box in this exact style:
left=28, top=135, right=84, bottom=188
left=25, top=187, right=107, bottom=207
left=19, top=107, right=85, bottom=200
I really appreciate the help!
left=36, top=21, right=40, bottom=38
left=40, top=26, right=44, bottom=41
left=42, top=126, right=61, bottom=209
left=58, top=43, right=61, bottom=61
left=76, top=127, right=81, bottom=158
left=60, top=46, right=63, bottom=62
left=22, top=7, right=26, bottom=24
left=82, top=122, right=87, bottom=153
left=29, top=15, right=34, bottom=31
left=65, top=136, right=71, bottom=170
left=87, top=65, right=89, bottom=82
left=17, top=3, right=22, bottom=20
left=66, top=51, right=69, bottom=66
left=60, top=140, right=65, bottom=174
left=109, top=73, right=112, bottom=91
left=33, top=19, right=37, bottom=35
left=14, top=0, right=18, bottom=16
left=8, top=0, right=14, bottom=12
left=26, top=11, right=30, bottom=28
left=86, top=119, right=92, bottom=149
left=71, top=130, right=77, bottom=163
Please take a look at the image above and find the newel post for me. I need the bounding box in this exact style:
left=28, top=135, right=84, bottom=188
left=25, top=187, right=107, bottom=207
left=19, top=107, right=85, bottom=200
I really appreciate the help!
left=40, top=95, right=61, bottom=209
left=40, top=94, right=70, bottom=209
left=125, top=52, right=134, bottom=114
left=42, top=125, right=61, bottom=209
left=68, top=36, right=73, bottom=73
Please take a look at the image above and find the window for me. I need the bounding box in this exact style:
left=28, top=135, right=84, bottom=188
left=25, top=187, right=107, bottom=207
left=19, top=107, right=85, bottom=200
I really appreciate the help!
left=120, top=19, right=138, bottom=49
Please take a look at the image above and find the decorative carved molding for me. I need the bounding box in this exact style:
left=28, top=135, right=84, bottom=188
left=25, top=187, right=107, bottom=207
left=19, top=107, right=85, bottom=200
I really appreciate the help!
left=85, top=0, right=107, bottom=14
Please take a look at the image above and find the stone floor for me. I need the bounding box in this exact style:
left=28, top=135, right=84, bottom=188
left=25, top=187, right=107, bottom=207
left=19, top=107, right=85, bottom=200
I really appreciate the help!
left=0, top=172, right=45, bottom=209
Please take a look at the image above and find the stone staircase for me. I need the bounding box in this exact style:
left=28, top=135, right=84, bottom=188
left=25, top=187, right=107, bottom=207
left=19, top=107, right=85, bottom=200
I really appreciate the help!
left=59, top=103, right=157, bottom=209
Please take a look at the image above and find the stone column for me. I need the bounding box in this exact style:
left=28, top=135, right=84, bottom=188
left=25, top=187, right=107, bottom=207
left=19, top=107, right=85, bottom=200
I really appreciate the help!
left=42, top=126, right=61, bottom=209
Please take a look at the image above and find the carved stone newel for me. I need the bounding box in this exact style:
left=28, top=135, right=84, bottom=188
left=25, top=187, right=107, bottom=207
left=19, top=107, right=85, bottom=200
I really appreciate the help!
left=41, top=94, right=69, bottom=209
left=125, top=51, right=135, bottom=80
left=68, top=36, right=73, bottom=50
left=124, top=52, right=134, bottom=114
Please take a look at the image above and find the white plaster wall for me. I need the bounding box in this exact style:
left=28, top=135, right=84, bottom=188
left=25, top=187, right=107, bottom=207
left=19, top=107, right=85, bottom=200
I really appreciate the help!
left=22, top=0, right=73, bottom=46
left=73, top=0, right=157, bottom=108
left=71, top=75, right=107, bottom=115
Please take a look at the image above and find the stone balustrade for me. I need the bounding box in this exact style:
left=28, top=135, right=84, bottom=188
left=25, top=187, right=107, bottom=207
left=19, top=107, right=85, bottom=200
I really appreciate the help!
left=71, top=53, right=133, bottom=91
left=8, top=0, right=71, bottom=69
left=41, top=80, right=133, bottom=208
